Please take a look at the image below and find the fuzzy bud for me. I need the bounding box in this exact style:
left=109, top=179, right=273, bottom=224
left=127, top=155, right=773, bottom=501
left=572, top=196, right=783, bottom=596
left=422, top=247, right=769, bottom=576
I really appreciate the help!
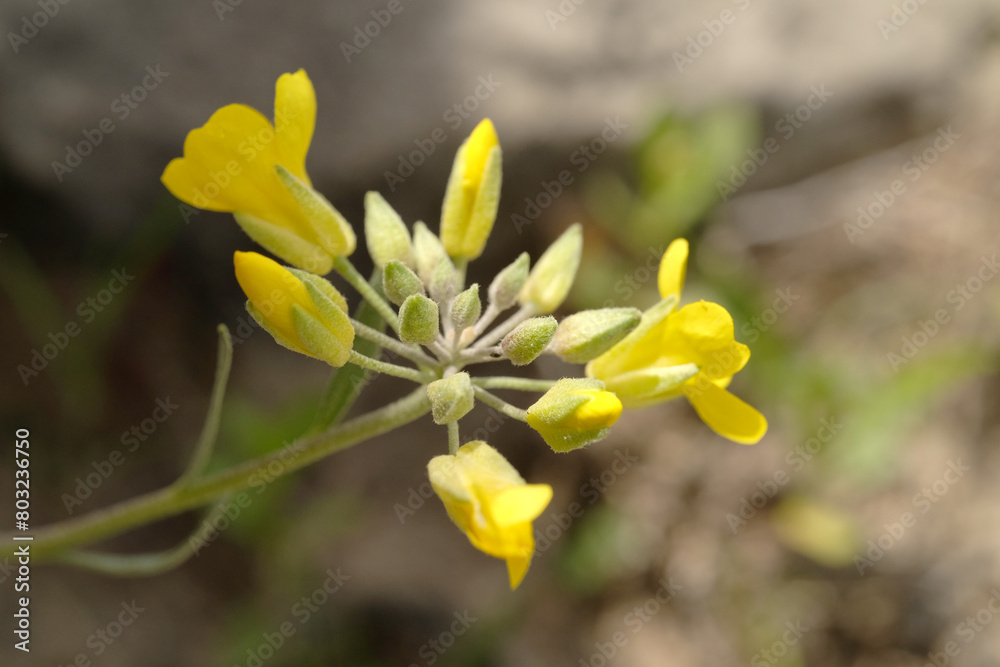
left=551, top=308, right=642, bottom=363
left=500, top=316, right=557, bottom=366
left=398, top=293, right=440, bottom=344
left=426, top=372, right=475, bottom=424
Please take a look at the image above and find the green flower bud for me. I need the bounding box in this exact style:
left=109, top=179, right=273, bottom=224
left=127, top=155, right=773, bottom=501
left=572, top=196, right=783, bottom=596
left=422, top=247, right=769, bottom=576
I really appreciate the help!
left=398, top=293, right=440, bottom=344
left=426, top=372, right=475, bottom=424
left=429, top=257, right=460, bottom=304
left=488, top=252, right=529, bottom=312
left=413, top=221, right=450, bottom=285
left=550, top=308, right=642, bottom=363
left=450, top=284, right=482, bottom=332
left=364, top=191, right=413, bottom=268
left=526, top=378, right=621, bottom=452
left=500, top=316, right=557, bottom=366
left=274, top=165, right=356, bottom=261
left=519, top=223, right=582, bottom=313
left=383, top=259, right=424, bottom=306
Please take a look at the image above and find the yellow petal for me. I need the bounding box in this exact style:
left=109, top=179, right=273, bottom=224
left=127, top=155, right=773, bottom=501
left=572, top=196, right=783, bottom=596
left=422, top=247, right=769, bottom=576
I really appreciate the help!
left=506, top=553, right=532, bottom=589
left=660, top=301, right=749, bottom=378
left=463, top=118, right=498, bottom=190
left=683, top=380, right=767, bottom=444
left=233, top=251, right=313, bottom=342
left=569, top=390, right=623, bottom=429
left=274, top=69, right=316, bottom=185
left=489, top=484, right=552, bottom=527
left=657, top=238, right=688, bottom=299
left=162, top=104, right=306, bottom=233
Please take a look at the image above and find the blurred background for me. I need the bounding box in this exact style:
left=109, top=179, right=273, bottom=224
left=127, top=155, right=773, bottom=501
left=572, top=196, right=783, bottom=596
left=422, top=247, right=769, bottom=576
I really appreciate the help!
left=3, top=0, right=1000, bottom=665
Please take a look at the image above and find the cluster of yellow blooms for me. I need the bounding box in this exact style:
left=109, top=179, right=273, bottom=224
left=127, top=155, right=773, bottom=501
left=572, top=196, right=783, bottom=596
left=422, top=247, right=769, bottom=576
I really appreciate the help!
left=162, top=70, right=766, bottom=589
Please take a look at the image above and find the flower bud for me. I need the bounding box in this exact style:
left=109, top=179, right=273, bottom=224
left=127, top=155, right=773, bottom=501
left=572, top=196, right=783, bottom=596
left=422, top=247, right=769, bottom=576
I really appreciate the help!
left=551, top=308, right=642, bottom=364
left=426, top=372, right=475, bottom=424
left=428, top=257, right=460, bottom=304
left=440, top=119, right=502, bottom=261
left=274, top=165, right=356, bottom=261
left=526, top=378, right=622, bottom=452
left=450, top=284, right=482, bottom=332
left=413, top=221, right=450, bottom=285
left=488, top=252, right=529, bottom=312
left=234, top=251, right=354, bottom=366
left=398, top=293, right=440, bottom=344
left=364, top=191, right=413, bottom=268
left=383, top=259, right=424, bottom=306
left=519, top=223, right=582, bottom=313
left=500, top=316, right=557, bottom=366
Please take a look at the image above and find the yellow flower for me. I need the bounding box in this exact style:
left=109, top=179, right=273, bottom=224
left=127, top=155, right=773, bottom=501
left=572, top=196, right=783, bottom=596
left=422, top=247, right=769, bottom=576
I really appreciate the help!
left=162, top=70, right=355, bottom=274
left=526, top=378, right=622, bottom=452
left=587, top=239, right=767, bottom=444
left=428, top=441, right=552, bottom=589
left=440, top=119, right=502, bottom=261
left=233, top=251, right=354, bottom=366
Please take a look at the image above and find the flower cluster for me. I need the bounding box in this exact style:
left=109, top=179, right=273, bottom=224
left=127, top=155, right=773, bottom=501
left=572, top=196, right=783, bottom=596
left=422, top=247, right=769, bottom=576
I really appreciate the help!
left=162, top=70, right=766, bottom=589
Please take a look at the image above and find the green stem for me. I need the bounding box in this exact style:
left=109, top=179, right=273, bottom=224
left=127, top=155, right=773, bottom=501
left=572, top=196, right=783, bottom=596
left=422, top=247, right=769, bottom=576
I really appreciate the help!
left=51, top=498, right=233, bottom=576
left=348, top=350, right=429, bottom=383
left=447, top=421, right=459, bottom=455
left=473, top=376, right=557, bottom=392
left=334, top=256, right=399, bottom=333
left=472, top=386, right=529, bottom=422
left=177, top=326, right=232, bottom=485
left=351, top=318, right=435, bottom=367
left=0, top=388, right=431, bottom=562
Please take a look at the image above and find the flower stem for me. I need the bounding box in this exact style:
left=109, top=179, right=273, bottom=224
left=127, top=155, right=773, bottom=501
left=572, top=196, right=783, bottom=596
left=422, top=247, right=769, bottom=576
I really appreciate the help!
left=334, top=256, right=400, bottom=333
left=351, top=318, right=436, bottom=367
left=177, top=325, right=232, bottom=485
left=472, top=386, right=529, bottom=422
left=0, top=388, right=431, bottom=562
left=471, top=303, right=536, bottom=350
left=348, top=350, right=429, bottom=383
left=447, top=421, right=459, bottom=455
left=473, top=376, right=558, bottom=392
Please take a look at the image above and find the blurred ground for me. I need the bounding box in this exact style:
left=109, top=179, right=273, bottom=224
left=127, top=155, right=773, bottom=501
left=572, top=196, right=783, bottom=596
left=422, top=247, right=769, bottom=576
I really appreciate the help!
left=2, top=1, right=1000, bottom=666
